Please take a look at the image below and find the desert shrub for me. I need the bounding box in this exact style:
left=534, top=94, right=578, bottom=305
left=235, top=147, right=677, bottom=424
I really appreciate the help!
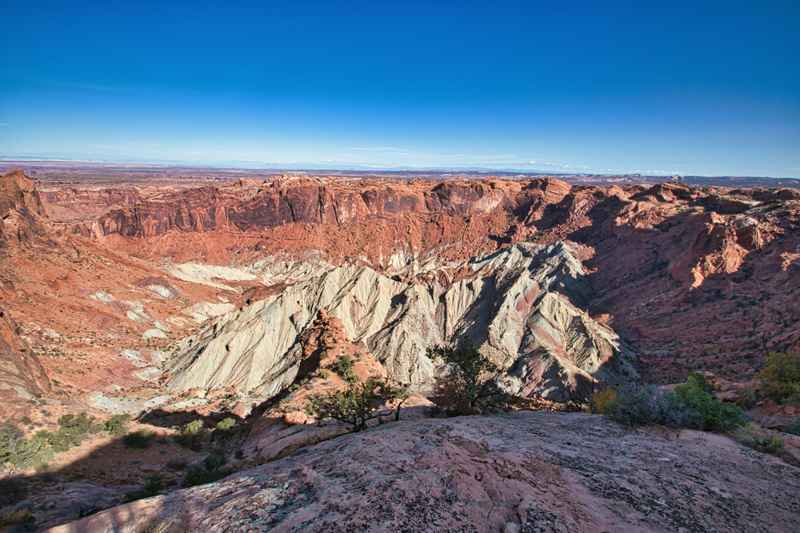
left=735, top=387, right=758, bottom=409
left=758, top=352, right=800, bottom=404
left=214, top=417, right=236, bottom=433
left=103, top=414, right=131, bottom=437
left=605, top=385, right=671, bottom=427
left=9, top=431, right=55, bottom=469
left=673, top=373, right=746, bottom=432
left=427, top=344, right=514, bottom=416
left=785, top=419, right=800, bottom=436
left=306, top=377, right=405, bottom=432
left=49, top=412, right=99, bottom=453
left=182, top=459, right=229, bottom=488
left=203, top=452, right=227, bottom=471
left=174, top=420, right=205, bottom=450
left=125, top=474, right=164, bottom=502
left=754, top=435, right=784, bottom=454
left=736, top=424, right=785, bottom=455
left=330, top=355, right=356, bottom=383
left=591, top=389, right=618, bottom=414
left=604, top=381, right=742, bottom=431
left=0, top=423, right=25, bottom=466
left=0, top=508, right=34, bottom=529
left=1, top=416, right=103, bottom=469
left=123, top=431, right=155, bottom=449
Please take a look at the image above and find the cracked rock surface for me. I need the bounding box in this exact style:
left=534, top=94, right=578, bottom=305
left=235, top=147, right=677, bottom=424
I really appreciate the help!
left=51, top=412, right=800, bottom=532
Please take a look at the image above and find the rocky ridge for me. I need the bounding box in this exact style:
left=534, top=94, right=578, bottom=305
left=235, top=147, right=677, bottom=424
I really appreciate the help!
left=166, top=241, right=637, bottom=406
left=49, top=412, right=800, bottom=533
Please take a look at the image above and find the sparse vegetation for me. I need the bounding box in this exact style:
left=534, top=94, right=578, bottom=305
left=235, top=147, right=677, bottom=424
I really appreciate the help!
left=174, top=420, right=206, bottom=450
left=427, top=343, right=514, bottom=415
left=183, top=454, right=230, bottom=487
left=591, top=388, right=618, bottom=414
left=734, top=387, right=758, bottom=409
left=735, top=424, right=785, bottom=455
left=330, top=355, right=357, bottom=383
left=305, top=377, right=405, bottom=432
left=786, top=419, right=800, bottom=436
left=0, top=412, right=104, bottom=469
left=214, top=417, right=237, bottom=433
left=50, top=413, right=101, bottom=452
left=673, top=373, right=746, bottom=432
left=602, top=374, right=745, bottom=432
left=757, top=352, right=800, bottom=404
left=103, top=414, right=131, bottom=437
left=123, top=430, right=155, bottom=449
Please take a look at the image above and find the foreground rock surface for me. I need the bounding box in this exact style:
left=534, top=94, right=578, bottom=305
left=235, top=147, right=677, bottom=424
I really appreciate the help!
left=51, top=412, right=800, bottom=532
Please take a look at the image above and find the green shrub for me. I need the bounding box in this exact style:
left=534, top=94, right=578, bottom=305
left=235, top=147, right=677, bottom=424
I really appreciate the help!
left=174, top=420, right=206, bottom=450
left=604, top=378, right=744, bottom=432
left=674, top=373, right=746, bottom=432
left=604, top=385, right=673, bottom=427
left=755, top=435, right=784, bottom=454
left=48, top=412, right=100, bottom=453
left=758, top=352, right=800, bottom=404
left=0, top=422, right=25, bottom=466
left=330, top=355, right=356, bottom=383
left=1, top=413, right=109, bottom=469
left=10, top=431, right=55, bottom=469
left=214, top=417, right=236, bottom=432
left=123, top=431, right=155, bottom=449
left=305, top=377, right=405, bottom=432
left=104, top=414, right=131, bottom=437
left=428, top=344, right=514, bottom=416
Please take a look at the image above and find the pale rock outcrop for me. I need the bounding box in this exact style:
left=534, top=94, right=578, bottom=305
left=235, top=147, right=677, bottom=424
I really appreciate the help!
left=166, top=241, right=636, bottom=403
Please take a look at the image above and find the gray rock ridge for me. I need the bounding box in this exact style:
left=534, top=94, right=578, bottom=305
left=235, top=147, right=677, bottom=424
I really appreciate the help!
left=48, top=412, right=800, bottom=533
left=166, top=241, right=638, bottom=403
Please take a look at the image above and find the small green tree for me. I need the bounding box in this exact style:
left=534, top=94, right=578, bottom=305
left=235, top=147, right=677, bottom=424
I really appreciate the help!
left=427, top=343, right=513, bottom=415
left=758, top=352, right=800, bottom=404
left=306, top=377, right=404, bottom=432
left=673, top=373, right=745, bottom=432
left=330, top=355, right=357, bottom=383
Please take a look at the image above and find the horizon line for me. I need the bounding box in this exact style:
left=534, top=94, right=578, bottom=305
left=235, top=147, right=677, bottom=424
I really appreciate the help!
left=1, top=156, right=798, bottom=181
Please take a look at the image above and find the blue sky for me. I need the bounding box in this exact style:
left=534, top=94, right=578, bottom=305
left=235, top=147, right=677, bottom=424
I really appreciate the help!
left=1, top=1, right=798, bottom=176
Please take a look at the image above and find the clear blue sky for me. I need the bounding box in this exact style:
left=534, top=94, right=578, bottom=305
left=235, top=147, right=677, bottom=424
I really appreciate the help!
left=1, top=1, right=798, bottom=176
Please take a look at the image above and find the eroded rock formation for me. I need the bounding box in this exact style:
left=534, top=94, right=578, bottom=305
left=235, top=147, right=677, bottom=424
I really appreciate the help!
left=166, top=242, right=637, bottom=404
